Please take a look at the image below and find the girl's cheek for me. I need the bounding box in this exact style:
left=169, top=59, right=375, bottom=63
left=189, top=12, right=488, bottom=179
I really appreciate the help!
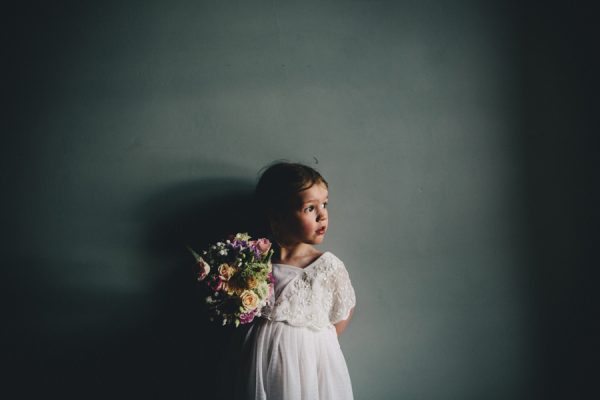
left=303, top=218, right=315, bottom=230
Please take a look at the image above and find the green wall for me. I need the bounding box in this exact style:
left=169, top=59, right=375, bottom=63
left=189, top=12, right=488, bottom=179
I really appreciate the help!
left=5, top=1, right=594, bottom=399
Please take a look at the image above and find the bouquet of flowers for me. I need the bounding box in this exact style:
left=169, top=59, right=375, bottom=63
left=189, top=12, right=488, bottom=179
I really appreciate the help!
left=187, top=232, right=275, bottom=327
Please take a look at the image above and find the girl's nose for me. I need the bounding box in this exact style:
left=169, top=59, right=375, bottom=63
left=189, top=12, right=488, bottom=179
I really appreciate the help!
left=317, top=210, right=327, bottom=222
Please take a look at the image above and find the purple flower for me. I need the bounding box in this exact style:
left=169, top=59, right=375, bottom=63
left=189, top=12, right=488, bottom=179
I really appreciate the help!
left=231, top=239, right=247, bottom=251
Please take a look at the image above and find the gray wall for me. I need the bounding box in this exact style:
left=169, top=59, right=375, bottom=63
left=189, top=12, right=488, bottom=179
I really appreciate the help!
left=5, top=1, right=595, bottom=399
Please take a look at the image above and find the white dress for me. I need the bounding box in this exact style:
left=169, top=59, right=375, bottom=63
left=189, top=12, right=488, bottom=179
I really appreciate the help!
left=240, top=251, right=356, bottom=400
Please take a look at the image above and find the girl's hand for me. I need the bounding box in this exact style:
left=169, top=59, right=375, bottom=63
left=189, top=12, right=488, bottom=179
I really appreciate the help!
left=334, top=307, right=355, bottom=336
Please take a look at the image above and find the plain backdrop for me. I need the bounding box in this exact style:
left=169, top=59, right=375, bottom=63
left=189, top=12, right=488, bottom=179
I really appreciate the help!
left=4, top=1, right=596, bottom=399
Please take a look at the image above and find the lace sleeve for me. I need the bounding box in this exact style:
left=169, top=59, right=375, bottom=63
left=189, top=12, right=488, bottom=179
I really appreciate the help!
left=329, top=261, right=356, bottom=325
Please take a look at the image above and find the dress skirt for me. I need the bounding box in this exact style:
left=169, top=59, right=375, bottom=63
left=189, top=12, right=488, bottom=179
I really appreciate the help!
left=241, top=317, right=354, bottom=400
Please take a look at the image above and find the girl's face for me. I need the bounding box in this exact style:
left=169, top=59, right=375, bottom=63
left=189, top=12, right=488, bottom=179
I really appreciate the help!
left=274, top=182, right=329, bottom=246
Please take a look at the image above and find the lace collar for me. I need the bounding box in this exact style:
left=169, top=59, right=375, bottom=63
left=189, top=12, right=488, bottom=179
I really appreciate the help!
left=272, top=251, right=330, bottom=270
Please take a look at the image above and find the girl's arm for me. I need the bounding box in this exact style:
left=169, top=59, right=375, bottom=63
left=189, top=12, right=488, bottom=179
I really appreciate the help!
left=334, top=306, right=355, bottom=336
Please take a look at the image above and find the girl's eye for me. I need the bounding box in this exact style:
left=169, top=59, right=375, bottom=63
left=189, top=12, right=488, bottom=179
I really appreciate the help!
left=304, top=202, right=328, bottom=213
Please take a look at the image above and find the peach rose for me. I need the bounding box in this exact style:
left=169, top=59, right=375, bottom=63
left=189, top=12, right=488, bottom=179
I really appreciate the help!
left=221, top=281, right=236, bottom=296
left=246, top=276, right=258, bottom=289
left=240, top=290, right=259, bottom=311
left=218, top=263, right=236, bottom=281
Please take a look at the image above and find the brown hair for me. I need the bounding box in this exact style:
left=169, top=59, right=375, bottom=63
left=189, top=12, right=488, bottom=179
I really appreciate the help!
left=254, top=160, right=328, bottom=234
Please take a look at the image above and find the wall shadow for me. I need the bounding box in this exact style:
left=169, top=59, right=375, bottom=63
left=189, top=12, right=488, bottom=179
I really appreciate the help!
left=129, top=177, right=268, bottom=399
left=515, top=2, right=596, bottom=399
left=5, top=177, right=269, bottom=399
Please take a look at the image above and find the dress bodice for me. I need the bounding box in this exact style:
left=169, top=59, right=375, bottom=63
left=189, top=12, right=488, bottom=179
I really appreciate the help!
left=260, top=251, right=356, bottom=331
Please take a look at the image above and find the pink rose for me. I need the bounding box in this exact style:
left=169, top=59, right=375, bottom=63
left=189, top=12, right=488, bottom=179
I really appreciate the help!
left=196, top=258, right=211, bottom=281
left=256, top=238, right=272, bottom=255
left=208, top=275, right=223, bottom=291
left=239, top=310, right=257, bottom=324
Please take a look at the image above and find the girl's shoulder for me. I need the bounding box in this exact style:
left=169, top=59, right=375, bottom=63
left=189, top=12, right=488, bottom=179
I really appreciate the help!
left=317, top=251, right=346, bottom=271
left=314, top=252, right=353, bottom=284
left=322, top=250, right=342, bottom=263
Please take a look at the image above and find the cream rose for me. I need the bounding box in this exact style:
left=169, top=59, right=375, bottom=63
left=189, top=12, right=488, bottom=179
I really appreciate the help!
left=234, top=232, right=251, bottom=241
left=240, top=290, right=259, bottom=311
left=218, top=263, right=236, bottom=281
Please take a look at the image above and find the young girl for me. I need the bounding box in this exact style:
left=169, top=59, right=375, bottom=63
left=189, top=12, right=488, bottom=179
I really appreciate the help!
left=239, top=161, right=356, bottom=400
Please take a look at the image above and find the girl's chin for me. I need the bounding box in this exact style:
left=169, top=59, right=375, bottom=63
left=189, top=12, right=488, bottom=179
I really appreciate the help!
left=302, top=237, right=323, bottom=244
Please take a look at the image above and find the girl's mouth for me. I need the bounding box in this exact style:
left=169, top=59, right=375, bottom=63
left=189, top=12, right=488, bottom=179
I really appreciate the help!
left=316, top=227, right=326, bottom=235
